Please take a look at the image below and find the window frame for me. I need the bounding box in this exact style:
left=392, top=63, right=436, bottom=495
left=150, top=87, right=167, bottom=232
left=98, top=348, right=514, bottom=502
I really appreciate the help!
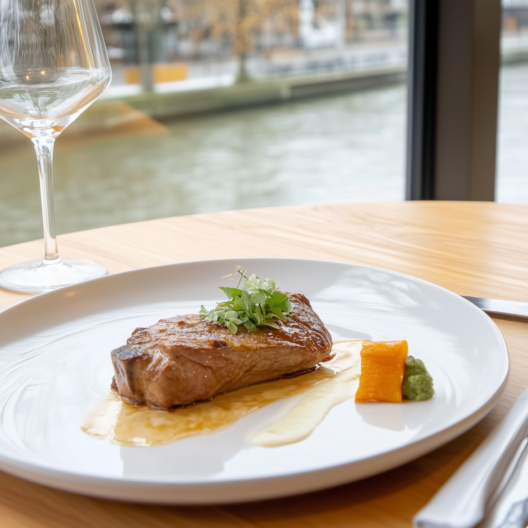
left=406, top=0, right=502, bottom=201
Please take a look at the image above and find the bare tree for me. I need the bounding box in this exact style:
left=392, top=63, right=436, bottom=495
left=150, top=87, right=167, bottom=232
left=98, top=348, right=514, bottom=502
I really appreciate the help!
left=175, top=0, right=300, bottom=82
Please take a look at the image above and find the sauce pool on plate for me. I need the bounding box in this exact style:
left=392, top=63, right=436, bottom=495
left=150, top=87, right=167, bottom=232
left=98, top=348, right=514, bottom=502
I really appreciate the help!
left=82, top=340, right=362, bottom=447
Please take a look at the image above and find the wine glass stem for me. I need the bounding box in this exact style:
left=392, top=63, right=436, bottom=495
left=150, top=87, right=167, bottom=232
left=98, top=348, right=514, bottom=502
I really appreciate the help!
left=32, top=137, right=59, bottom=262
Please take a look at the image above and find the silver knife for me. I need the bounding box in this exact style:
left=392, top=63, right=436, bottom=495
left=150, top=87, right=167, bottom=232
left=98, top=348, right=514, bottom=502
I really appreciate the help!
left=463, top=297, right=528, bottom=319
left=414, top=390, right=528, bottom=528
left=480, top=438, right=528, bottom=528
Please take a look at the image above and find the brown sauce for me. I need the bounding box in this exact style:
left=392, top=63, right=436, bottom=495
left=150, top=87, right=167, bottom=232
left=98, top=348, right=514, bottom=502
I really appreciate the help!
left=82, top=340, right=361, bottom=447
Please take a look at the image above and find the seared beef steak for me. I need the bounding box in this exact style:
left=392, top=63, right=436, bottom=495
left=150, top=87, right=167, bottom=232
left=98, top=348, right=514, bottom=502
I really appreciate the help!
left=111, top=293, right=332, bottom=409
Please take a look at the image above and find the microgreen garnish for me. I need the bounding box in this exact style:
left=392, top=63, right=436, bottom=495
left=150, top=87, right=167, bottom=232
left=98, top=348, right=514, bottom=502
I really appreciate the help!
left=199, top=268, right=293, bottom=334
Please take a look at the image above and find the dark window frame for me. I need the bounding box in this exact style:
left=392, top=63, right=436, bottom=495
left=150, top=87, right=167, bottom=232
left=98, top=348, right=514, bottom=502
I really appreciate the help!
left=406, top=0, right=502, bottom=201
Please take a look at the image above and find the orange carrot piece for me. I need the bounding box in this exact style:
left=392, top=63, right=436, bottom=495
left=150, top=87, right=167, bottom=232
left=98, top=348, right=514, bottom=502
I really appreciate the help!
left=355, top=341, right=408, bottom=403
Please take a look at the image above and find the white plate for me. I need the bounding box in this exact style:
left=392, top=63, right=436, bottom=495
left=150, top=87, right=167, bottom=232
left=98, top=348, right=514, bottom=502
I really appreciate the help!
left=0, top=258, right=508, bottom=504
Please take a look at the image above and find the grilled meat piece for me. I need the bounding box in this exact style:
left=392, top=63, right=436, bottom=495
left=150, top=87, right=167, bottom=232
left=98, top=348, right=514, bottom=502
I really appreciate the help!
left=111, top=293, right=332, bottom=409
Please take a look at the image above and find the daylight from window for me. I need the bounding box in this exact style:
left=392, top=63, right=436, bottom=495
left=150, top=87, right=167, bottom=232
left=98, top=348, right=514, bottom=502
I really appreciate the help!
left=0, top=0, right=525, bottom=249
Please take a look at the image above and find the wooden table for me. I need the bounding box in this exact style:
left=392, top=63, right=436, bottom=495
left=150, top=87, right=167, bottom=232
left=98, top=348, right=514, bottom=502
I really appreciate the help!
left=0, top=201, right=527, bottom=528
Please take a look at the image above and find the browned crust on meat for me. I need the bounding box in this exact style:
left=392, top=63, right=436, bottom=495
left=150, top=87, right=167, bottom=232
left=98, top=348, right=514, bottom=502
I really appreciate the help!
left=111, top=293, right=332, bottom=409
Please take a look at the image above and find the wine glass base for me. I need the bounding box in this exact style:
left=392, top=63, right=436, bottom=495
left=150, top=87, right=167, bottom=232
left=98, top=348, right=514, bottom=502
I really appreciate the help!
left=0, top=258, right=108, bottom=294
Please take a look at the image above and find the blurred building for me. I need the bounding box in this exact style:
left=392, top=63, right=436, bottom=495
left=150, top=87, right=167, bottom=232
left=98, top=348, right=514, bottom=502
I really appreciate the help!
left=93, top=0, right=409, bottom=84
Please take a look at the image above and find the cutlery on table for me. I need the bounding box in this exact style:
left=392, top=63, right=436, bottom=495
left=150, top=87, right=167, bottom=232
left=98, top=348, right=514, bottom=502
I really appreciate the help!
left=463, top=297, right=528, bottom=319
left=480, top=440, right=528, bottom=528
left=414, top=389, right=528, bottom=528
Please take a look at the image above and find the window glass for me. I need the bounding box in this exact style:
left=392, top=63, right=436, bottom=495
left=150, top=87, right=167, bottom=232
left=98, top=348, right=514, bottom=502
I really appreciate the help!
left=497, top=0, right=528, bottom=202
left=0, top=0, right=409, bottom=248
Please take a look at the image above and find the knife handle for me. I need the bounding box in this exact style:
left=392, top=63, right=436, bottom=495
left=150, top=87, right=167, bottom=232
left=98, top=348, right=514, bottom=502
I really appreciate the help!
left=414, top=389, right=528, bottom=528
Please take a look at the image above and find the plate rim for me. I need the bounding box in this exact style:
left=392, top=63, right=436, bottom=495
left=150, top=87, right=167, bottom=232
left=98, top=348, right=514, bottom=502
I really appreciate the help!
left=0, top=257, right=509, bottom=503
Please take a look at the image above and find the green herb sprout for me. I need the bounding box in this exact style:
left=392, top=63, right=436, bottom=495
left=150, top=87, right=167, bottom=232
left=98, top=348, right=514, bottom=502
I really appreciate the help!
left=199, top=268, right=293, bottom=334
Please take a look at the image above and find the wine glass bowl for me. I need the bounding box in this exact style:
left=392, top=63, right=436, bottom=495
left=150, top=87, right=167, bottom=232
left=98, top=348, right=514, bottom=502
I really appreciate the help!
left=0, top=68, right=109, bottom=140
left=0, top=0, right=112, bottom=293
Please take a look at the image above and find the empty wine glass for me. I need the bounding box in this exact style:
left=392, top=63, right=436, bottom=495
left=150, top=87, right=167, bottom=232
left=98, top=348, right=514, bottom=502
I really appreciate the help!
left=0, top=0, right=112, bottom=293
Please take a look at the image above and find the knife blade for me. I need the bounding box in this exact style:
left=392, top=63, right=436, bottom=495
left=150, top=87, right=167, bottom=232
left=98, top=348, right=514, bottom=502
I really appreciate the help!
left=463, top=297, right=528, bottom=319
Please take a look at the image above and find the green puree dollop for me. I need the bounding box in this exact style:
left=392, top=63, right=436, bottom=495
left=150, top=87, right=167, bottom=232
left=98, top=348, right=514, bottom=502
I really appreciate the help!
left=402, top=356, right=434, bottom=401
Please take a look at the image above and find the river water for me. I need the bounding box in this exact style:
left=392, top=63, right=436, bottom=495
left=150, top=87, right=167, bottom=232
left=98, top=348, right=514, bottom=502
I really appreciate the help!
left=0, top=63, right=525, bottom=248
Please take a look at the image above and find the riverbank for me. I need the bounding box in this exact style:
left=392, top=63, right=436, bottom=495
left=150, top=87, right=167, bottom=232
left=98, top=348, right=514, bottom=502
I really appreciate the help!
left=1, top=40, right=527, bottom=150
left=89, top=40, right=528, bottom=125
left=83, top=66, right=406, bottom=132
left=0, top=66, right=405, bottom=151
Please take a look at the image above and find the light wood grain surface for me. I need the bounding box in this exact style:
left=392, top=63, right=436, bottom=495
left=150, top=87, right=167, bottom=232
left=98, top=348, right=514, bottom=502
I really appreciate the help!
left=0, top=201, right=527, bottom=527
